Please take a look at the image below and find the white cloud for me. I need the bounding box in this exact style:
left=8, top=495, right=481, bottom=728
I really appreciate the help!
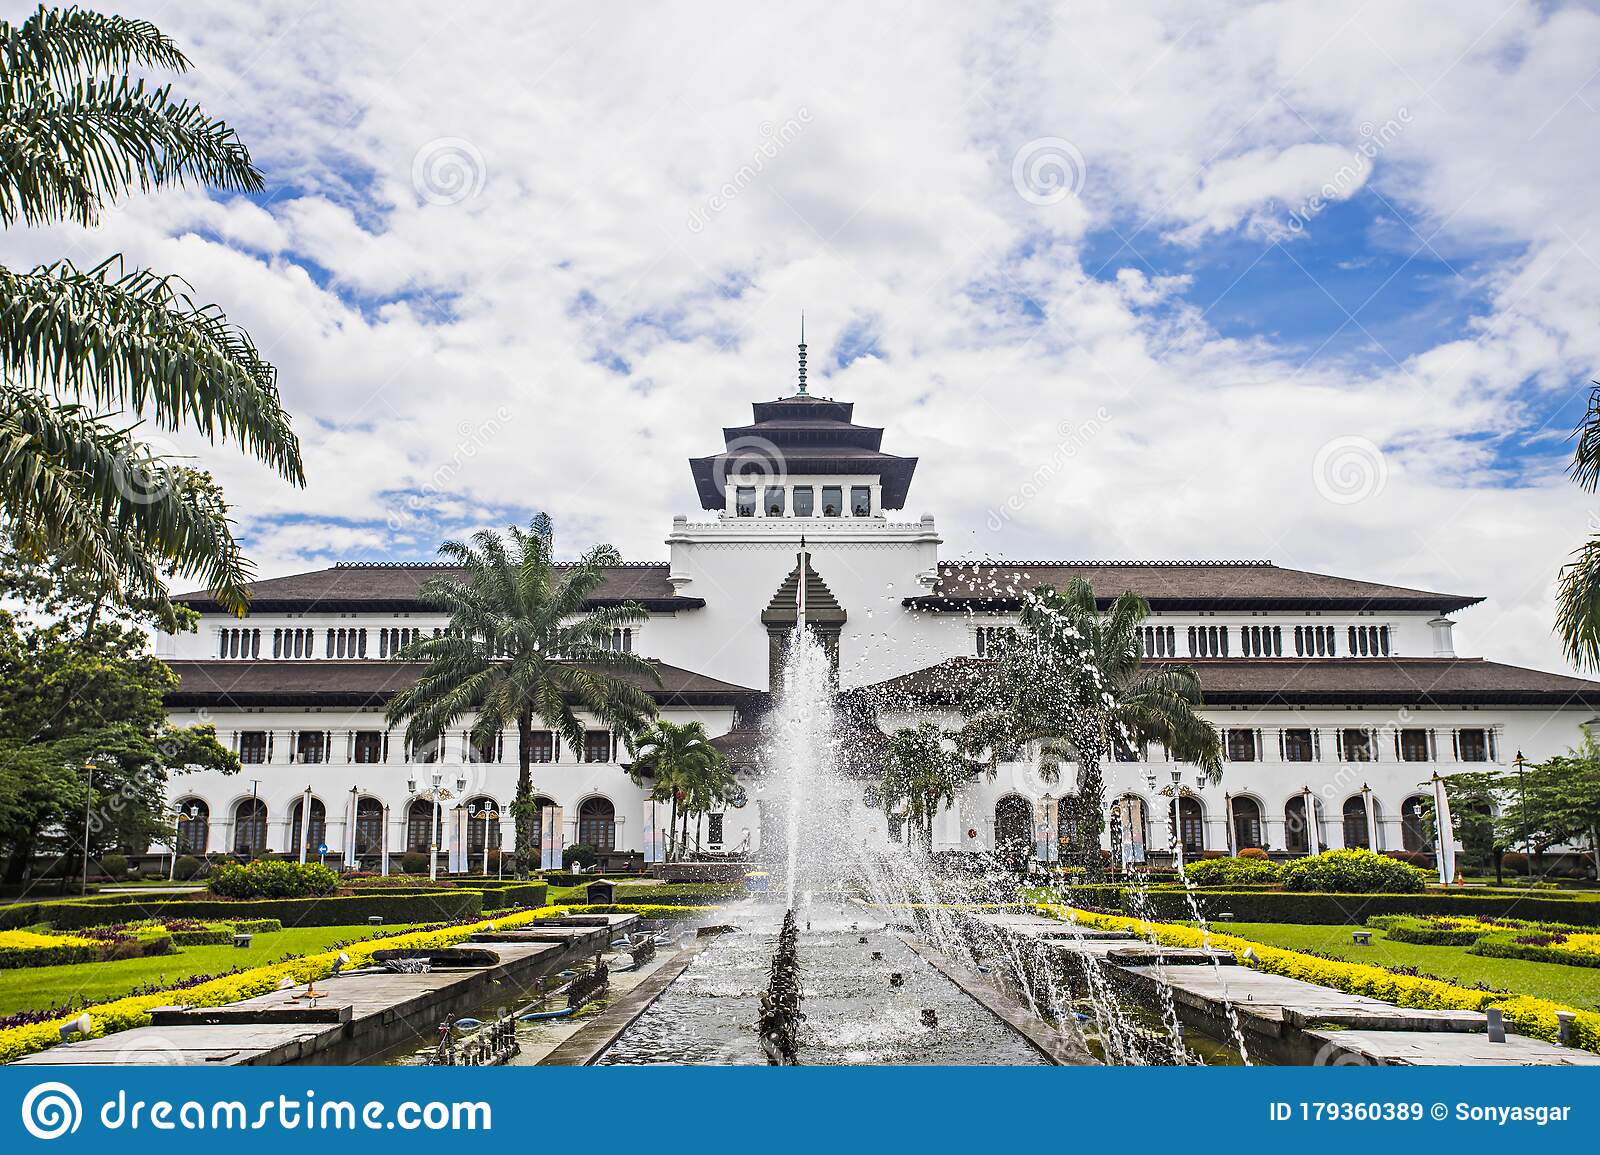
left=6, top=1, right=1600, bottom=677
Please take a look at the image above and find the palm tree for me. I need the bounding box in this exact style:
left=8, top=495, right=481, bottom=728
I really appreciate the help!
left=0, top=6, right=304, bottom=616
left=627, top=719, right=726, bottom=860
left=882, top=722, right=967, bottom=850
left=385, top=518, right=660, bottom=876
left=1557, top=385, right=1600, bottom=669
left=961, top=579, right=1221, bottom=873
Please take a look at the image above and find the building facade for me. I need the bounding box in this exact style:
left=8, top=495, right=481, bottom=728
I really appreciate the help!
left=157, top=369, right=1600, bottom=871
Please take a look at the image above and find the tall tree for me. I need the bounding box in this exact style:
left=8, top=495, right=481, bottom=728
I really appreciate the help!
left=881, top=722, right=967, bottom=850
left=385, top=519, right=660, bottom=876
left=0, top=548, right=237, bottom=888
left=1499, top=740, right=1600, bottom=875
left=0, top=5, right=304, bottom=618
left=626, top=719, right=727, bottom=860
left=961, top=580, right=1221, bottom=874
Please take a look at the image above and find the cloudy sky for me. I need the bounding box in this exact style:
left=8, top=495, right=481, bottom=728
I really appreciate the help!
left=8, top=1, right=1600, bottom=675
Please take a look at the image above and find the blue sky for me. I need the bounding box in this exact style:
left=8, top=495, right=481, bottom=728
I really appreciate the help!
left=8, top=1, right=1600, bottom=674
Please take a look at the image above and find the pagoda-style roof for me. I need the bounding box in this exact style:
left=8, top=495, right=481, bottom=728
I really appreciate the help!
left=689, top=393, right=918, bottom=510
left=760, top=553, right=847, bottom=627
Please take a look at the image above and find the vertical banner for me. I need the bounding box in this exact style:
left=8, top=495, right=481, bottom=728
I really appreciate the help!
left=1433, top=774, right=1457, bottom=885
left=540, top=805, right=563, bottom=870
left=641, top=800, right=658, bottom=863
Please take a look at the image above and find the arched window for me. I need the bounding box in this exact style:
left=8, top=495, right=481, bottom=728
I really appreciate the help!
left=1231, top=796, right=1263, bottom=850
left=994, top=794, right=1032, bottom=857
left=1111, top=795, right=1147, bottom=863
left=578, top=797, right=616, bottom=852
left=233, top=798, right=267, bottom=855
left=1284, top=795, right=1309, bottom=854
left=465, top=796, right=502, bottom=857
left=1177, top=796, right=1204, bottom=853
left=1342, top=795, right=1371, bottom=849
left=176, top=799, right=209, bottom=854
left=406, top=799, right=435, bottom=854
left=289, top=797, right=327, bottom=856
left=1400, top=795, right=1429, bottom=853
left=354, top=798, right=384, bottom=858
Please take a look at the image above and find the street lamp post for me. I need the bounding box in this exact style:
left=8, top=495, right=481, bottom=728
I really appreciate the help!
left=472, top=806, right=500, bottom=877
left=81, top=760, right=95, bottom=895
left=1170, top=769, right=1184, bottom=873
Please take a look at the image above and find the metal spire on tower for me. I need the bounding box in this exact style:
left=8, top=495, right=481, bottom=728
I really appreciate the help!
left=797, top=313, right=808, bottom=395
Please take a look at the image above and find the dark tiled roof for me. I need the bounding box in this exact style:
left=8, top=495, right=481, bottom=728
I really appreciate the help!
left=689, top=393, right=918, bottom=509
left=173, top=563, right=704, bottom=614
left=164, top=659, right=761, bottom=709
left=905, top=561, right=1481, bottom=613
left=855, top=656, right=1600, bottom=709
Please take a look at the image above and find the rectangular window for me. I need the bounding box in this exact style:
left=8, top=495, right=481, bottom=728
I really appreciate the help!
left=353, top=731, right=384, bottom=764
left=1225, top=729, right=1257, bottom=761
left=735, top=486, right=756, bottom=517
left=528, top=731, right=554, bottom=763
left=1398, top=728, right=1432, bottom=762
left=238, top=731, right=268, bottom=765
left=1282, top=728, right=1315, bottom=762
left=583, top=731, right=612, bottom=763
left=821, top=485, right=842, bottom=517
left=471, top=734, right=498, bottom=763
left=793, top=486, right=814, bottom=516
left=764, top=487, right=785, bottom=516
left=850, top=486, right=871, bottom=516
left=1456, top=728, right=1488, bottom=762
left=296, top=731, right=326, bottom=764
left=707, top=813, right=724, bottom=845
left=1341, top=728, right=1373, bottom=762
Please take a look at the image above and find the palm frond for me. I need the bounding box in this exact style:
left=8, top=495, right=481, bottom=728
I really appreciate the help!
left=0, top=385, right=251, bottom=612
left=0, top=6, right=188, bottom=89
left=1557, top=534, right=1600, bottom=672
left=0, top=259, right=302, bottom=483
left=1571, top=384, right=1600, bottom=494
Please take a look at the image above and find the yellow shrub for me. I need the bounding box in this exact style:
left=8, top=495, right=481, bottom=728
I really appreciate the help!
left=0, top=903, right=573, bottom=1064
left=1037, top=904, right=1600, bottom=1053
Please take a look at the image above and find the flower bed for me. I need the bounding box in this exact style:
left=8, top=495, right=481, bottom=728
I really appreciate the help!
left=0, top=930, right=103, bottom=969
left=1472, top=929, right=1600, bottom=969
left=1037, top=903, right=1600, bottom=1053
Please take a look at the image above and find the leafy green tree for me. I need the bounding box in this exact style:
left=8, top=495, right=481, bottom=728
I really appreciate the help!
left=627, top=720, right=729, bottom=859
left=0, top=5, right=304, bottom=618
left=1499, top=740, right=1600, bottom=875
left=961, top=579, right=1221, bottom=874
left=0, top=556, right=237, bottom=887
left=1417, top=770, right=1502, bottom=873
left=882, top=722, right=968, bottom=850
left=385, top=518, right=660, bottom=876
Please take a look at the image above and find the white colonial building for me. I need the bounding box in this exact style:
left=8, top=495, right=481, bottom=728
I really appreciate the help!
left=157, top=358, right=1600, bottom=872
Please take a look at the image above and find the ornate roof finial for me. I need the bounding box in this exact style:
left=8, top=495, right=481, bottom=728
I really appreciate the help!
left=797, top=312, right=808, bottom=395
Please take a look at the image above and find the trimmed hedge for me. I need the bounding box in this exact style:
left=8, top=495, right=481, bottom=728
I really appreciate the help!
left=0, top=891, right=486, bottom=931
left=1280, top=849, right=1429, bottom=894
left=1472, top=931, right=1600, bottom=968
left=211, top=860, right=338, bottom=899
left=610, top=883, right=742, bottom=905
left=1058, top=884, right=1600, bottom=926
left=1364, top=914, right=1486, bottom=945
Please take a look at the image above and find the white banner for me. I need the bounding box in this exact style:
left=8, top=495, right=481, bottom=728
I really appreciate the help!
left=540, top=804, right=564, bottom=871
left=1433, top=775, right=1457, bottom=885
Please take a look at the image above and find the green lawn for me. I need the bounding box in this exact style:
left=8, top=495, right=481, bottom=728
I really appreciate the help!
left=0, top=923, right=418, bottom=1017
left=1220, top=921, right=1600, bottom=1011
